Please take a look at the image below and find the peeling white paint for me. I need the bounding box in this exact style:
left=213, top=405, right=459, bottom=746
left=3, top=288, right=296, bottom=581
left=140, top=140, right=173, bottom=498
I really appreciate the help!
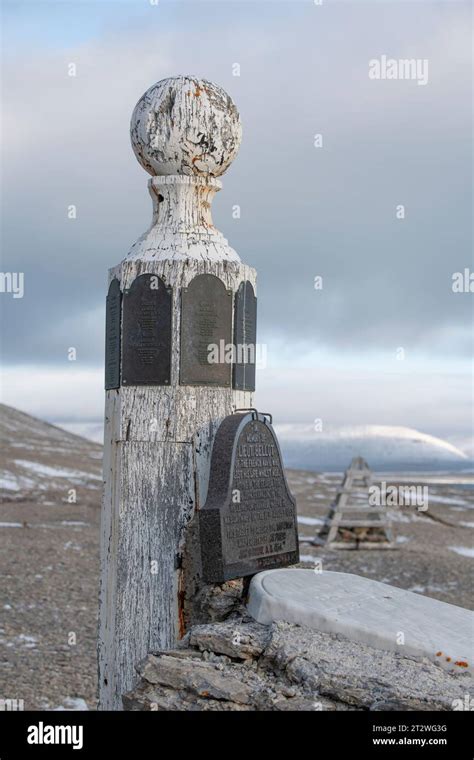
left=98, top=76, right=255, bottom=710
left=130, top=75, right=242, bottom=178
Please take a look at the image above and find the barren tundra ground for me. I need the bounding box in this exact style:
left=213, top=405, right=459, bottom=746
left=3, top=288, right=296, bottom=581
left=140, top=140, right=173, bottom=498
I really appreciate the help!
left=0, top=405, right=472, bottom=710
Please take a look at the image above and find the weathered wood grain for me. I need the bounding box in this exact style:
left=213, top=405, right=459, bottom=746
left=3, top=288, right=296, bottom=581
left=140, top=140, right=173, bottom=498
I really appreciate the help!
left=99, top=76, right=255, bottom=709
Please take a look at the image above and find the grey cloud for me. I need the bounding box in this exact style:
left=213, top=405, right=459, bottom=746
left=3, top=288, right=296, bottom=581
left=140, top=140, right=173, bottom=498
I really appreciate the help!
left=1, top=0, right=471, bottom=365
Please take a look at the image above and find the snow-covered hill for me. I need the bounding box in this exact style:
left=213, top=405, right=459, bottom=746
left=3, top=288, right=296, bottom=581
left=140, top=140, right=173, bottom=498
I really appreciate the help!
left=274, top=424, right=471, bottom=472
left=0, top=404, right=470, bottom=500
left=0, top=404, right=102, bottom=501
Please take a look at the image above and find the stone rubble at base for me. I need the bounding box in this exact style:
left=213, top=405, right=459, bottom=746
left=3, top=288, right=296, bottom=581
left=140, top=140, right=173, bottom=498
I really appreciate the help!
left=123, top=614, right=473, bottom=712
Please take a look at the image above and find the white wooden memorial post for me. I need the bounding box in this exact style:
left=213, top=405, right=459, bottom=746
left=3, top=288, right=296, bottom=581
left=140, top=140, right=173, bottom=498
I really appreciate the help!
left=98, top=76, right=256, bottom=709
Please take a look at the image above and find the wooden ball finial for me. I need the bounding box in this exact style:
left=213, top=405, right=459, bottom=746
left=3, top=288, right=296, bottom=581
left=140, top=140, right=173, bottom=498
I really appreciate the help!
left=130, top=75, right=242, bottom=178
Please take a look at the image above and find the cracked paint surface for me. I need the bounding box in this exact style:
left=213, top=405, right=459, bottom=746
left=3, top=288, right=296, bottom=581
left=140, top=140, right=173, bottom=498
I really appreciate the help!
left=131, top=75, right=242, bottom=177
left=99, top=75, right=253, bottom=709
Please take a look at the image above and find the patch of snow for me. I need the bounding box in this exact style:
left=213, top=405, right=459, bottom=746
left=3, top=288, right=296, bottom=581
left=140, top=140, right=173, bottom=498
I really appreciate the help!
left=381, top=474, right=474, bottom=485
left=387, top=510, right=427, bottom=524
left=427, top=583, right=454, bottom=593
left=410, top=583, right=452, bottom=595
left=52, top=697, right=89, bottom=711
left=427, top=495, right=470, bottom=506
left=17, top=634, right=38, bottom=648
left=63, top=541, right=82, bottom=551
left=0, top=522, right=23, bottom=528
left=297, top=516, right=325, bottom=526
left=299, top=555, right=318, bottom=564
left=449, top=546, right=474, bottom=558
left=13, top=460, right=101, bottom=481
left=0, top=474, right=20, bottom=491
left=14, top=459, right=102, bottom=480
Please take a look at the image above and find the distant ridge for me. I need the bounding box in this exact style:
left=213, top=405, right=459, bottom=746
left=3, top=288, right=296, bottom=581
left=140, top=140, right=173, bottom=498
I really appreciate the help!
left=0, top=403, right=102, bottom=501
left=0, top=405, right=471, bottom=496
left=274, top=424, right=471, bottom=473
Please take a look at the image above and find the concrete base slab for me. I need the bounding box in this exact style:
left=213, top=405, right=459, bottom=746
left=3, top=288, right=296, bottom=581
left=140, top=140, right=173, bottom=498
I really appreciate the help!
left=247, top=569, right=474, bottom=675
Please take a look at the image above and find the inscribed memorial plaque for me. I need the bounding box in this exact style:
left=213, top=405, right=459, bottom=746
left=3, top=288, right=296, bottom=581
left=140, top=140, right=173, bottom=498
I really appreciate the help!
left=200, top=412, right=299, bottom=582
left=122, top=273, right=172, bottom=386
left=233, top=280, right=257, bottom=391
left=105, top=278, right=122, bottom=390
left=180, top=274, right=232, bottom=386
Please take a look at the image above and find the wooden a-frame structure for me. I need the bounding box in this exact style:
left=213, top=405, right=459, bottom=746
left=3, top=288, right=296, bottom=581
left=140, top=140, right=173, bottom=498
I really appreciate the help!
left=320, top=457, right=395, bottom=549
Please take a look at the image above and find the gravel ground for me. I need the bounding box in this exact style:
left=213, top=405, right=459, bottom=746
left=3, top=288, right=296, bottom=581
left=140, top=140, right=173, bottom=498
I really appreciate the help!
left=291, top=470, right=474, bottom=610
left=0, top=469, right=472, bottom=710
left=0, top=490, right=100, bottom=711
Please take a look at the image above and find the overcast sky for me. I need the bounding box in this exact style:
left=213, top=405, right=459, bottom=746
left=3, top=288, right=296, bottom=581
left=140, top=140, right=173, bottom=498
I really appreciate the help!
left=0, top=0, right=472, bottom=450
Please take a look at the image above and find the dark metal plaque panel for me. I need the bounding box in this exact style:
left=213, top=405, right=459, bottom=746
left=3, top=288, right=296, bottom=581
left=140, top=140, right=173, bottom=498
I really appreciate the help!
left=233, top=281, right=257, bottom=392
left=105, top=278, right=122, bottom=390
left=180, top=274, right=232, bottom=387
left=122, top=274, right=172, bottom=386
left=200, top=413, right=299, bottom=582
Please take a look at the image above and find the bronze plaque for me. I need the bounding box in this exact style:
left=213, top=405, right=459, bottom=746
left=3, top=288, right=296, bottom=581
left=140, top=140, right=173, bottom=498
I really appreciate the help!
left=180, top=274, right=232, bottom=386
left=233, top=281, right=257, bottom=392
left=200, top=412, right=299, bottom=582
left=122, top=273, right=172, bottom=386
left=105, top=278, right=121, bottom=390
